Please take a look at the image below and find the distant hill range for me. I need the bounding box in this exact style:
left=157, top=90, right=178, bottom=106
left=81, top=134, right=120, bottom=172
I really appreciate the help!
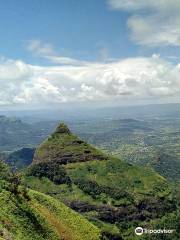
left=1, top=103, right=180, bottom=122
left=0, top=112, right=180, bottom=181
left=5, top=147, right=35, bottom=169
left=0, top=115, right=50, bottom=151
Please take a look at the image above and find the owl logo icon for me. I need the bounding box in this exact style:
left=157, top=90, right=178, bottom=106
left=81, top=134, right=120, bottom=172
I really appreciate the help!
left=135, top=227, right=143, bottom=235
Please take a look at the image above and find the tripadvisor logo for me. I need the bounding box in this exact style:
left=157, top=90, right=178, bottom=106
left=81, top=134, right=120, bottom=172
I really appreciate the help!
left=135, top=227, right=175, bottom=236
left=135, top=227, right=143, bottom=235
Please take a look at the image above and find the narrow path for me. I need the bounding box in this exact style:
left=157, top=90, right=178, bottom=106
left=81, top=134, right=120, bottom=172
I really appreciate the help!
left=31, top=201, right=74, bottom=240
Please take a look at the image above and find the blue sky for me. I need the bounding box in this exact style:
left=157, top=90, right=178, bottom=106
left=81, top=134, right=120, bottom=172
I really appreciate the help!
left=0, top=0, right=179, bottom=64
left=0, top=0, right=180, bottom=107
left=0, top=0, right=135, bottom=63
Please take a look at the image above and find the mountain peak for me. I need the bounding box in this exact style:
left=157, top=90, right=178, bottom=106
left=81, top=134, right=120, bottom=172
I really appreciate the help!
left=54, top=122, right=71, bottom=135
left=32, top=122, right=107, bottom=165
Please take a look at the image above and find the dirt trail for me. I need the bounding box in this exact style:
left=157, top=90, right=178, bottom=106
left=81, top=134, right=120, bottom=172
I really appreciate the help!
left=31, top=201, right=74, bottom=240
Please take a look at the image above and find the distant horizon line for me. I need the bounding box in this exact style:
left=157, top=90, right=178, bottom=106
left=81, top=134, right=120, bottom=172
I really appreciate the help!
left=0, top=101, right=180, bottom=112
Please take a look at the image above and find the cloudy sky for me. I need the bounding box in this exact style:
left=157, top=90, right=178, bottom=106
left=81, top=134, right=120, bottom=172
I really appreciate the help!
left=0, top=0, right=180, bottom=108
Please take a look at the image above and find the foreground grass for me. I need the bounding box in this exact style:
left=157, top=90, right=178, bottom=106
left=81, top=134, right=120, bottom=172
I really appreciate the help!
left=0, top=189, right=59, bottom=240
left=29, top=190, right=101, bottom=240
left=0, top=187, right=101, bottom=240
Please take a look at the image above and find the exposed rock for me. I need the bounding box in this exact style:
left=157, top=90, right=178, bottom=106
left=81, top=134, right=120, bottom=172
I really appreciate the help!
left=33, top=122, right=107, bottom=165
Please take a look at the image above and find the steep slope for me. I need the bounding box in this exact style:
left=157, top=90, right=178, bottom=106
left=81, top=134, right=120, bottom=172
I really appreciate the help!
left=71, top=118, right=180, bottom=181
left=30, top=190, right=101, bottom=240
left=0, top=161, right=101, bottom=240
left=33, top=123, right=107, bottom=165
left=26, top=123, right=179, bottom=240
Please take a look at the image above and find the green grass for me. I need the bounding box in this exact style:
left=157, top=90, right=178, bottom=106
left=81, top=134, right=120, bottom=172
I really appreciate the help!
left=29, top=190, right=101, bottom=240
left=67, top=157, right=170, bottom=201
left=24, top=156, right=174, bottom=239
left=0, top=157, right=101, bottom=240
left=33, top=123, right=107, bottom=165
left=0, top=186, right=101, bottom=240
left=0, top=189, right=59, bottom=240
left=25, top=176, right=96, bottom=204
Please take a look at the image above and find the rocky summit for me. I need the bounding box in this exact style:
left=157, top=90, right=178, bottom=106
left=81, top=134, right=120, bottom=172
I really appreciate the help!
left=33, top=123, right=107, bottom=165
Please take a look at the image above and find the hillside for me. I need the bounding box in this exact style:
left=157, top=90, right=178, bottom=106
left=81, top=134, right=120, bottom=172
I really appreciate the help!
left=26, top=123, right=179, bottom=240
left=70, top=118, right=180, bottom=181
left=33, top=123, right=107, bottom=165
left=0, top=114, right=179, bottom=182
left=0, top=161, right=101, bottom=240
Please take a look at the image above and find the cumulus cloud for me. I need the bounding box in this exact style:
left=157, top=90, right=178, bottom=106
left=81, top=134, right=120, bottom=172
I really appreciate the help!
left=0, top=59, right=32, bottom=80
left=0, top=55, right=180, bottom=106
left=108, top=0, right=180, bottom=46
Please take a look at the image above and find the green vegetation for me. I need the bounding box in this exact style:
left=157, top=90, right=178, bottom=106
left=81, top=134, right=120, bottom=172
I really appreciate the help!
left=0, top=114, right=180, bottom=182
left=71, top=118, right=180, bottom=181
left=0, top=160, right=101, bottom=240
left=25, top=123, right=179, bottom=239
left=0, top=117, right=179, bottom=239
left=30, top=190, right=101, bottom=240
left=0, top=160, right=58, bottom=240
left=27, top=161, right=72, bottom=185
left=33, top=123, right=107, bottom=165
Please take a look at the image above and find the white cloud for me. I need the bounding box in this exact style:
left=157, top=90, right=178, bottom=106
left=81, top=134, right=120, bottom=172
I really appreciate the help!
left=0, top=55, right=180, bottom=106
left=27, top=40, right=85, bottom=65
left=27, top=40, right=54, bottom=56
left=108, top=0, right=180, bottom=46
left=46, top=55, right=87, bottom=65
left=108, top=0, right=180, bottom=12
left=0, top=59, right=32, bottom=80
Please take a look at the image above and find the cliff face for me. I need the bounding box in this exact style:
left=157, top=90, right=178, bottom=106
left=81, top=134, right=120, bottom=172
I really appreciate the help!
left=33, top=123, right=107, bottom=165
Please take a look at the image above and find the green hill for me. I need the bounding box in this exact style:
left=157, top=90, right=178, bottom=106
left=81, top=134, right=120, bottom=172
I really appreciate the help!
left=33, top=123, right=107, bottom=165
left=26, top=123, right=179, bottom=239
left=72, top=118, right=180, bottom=181
left=0, top=161, right=101, bottom=240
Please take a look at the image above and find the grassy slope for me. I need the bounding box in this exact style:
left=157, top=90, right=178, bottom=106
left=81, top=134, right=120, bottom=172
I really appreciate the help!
left=0, top=189, right=59, bottom=240
left=29, top=190, right=101, bottom=240
left=0, top=187, right=101, bottom=240
left=33, top=123, right=107, bottom=165
left=25, top=163, right=177, bottom=239
left=66, top=158, right=169, bottom=200
left=74, top=118, right=180, bottom=181
left=32, top=123, right=169, bottom=196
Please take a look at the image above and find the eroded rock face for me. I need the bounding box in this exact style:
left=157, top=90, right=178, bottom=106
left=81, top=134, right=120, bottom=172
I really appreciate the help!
left=32, top=122, right=107, bottom=165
